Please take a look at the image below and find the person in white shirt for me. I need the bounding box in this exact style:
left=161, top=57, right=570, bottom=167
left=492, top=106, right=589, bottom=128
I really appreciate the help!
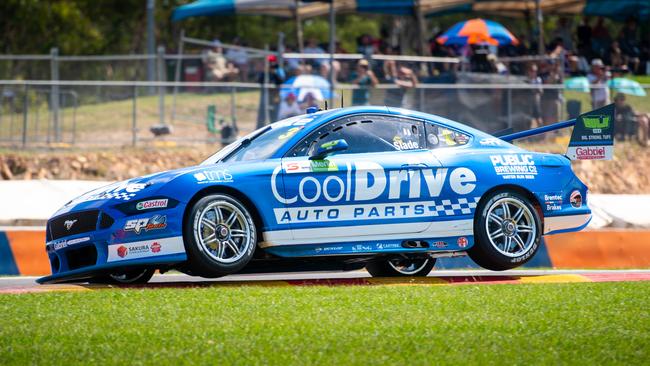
left=278, top=93, right=303, bottom=120
left=225, top=38, right=249, bottom=80
left=588, top=58, right=610, bottom=108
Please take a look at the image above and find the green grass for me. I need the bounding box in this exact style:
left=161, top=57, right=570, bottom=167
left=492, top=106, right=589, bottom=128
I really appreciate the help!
left=1, top=282, right=649, bottom=365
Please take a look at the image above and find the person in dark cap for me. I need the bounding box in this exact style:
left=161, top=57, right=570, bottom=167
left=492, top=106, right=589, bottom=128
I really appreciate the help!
left=256, top=54, right=286, bottom=126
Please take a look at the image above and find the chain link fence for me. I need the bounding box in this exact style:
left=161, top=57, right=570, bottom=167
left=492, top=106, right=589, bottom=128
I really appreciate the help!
left=1, top=79, right=648, bottom=149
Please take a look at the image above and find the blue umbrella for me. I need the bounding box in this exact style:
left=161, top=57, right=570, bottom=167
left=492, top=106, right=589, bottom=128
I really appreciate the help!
left=564, top=77, right=590, bottom=93
left=608, top=78, right=647, bottom=97
left=280, top=75, right=333, bottom=102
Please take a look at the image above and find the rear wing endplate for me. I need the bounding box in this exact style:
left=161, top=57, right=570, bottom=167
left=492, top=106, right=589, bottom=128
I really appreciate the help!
left=498, top=104, right=615, bottom=160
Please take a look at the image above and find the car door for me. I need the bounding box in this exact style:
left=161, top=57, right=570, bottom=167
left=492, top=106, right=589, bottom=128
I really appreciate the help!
left=421, top=120, right=480, bottom=225
left=276, top=114, right=442, bottom=244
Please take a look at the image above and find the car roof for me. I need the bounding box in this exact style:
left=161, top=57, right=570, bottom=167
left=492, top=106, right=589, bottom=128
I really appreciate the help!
left=296, top=106, right=493, bottom=138
left=272, top=106, right=498, bottom=158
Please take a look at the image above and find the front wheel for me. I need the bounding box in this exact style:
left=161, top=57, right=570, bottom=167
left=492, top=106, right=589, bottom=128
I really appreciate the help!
left=366, top=255, right=435, bottom=277
left=184, top=194, right=257, bottom=278
left=469, top=191, right=542, bottom=271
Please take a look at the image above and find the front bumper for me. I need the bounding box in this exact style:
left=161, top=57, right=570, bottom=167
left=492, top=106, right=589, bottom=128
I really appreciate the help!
left=39, top=199, right=188, bottom=284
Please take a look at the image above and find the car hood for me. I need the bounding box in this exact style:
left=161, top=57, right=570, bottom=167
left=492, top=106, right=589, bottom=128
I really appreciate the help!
left=53, top=164, right=226, bottom=216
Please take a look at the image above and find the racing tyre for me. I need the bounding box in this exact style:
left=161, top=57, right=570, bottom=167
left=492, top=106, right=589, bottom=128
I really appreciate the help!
left=90, top=268, right=155, bottom=284
left=366, top=255, right=435, bottom=277
left=469, top=191, right=542, bottom=271
left=184, top=194, right=257, bottom=278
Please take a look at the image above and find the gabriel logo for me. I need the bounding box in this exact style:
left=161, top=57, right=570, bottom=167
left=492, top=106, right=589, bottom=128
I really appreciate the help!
left=64, top=219, right=78, bottom=230
left=117, top=245, right=128, bottom=258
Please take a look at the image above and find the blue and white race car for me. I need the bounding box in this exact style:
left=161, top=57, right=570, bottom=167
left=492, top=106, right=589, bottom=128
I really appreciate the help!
left=39, top=104, right=615, bottom=284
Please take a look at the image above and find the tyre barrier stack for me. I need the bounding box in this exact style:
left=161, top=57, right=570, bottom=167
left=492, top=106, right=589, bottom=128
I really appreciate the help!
left=1, top=228, right=649, bottom=276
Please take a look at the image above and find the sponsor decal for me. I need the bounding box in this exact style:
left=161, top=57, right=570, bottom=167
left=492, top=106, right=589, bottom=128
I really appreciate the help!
left=490, top=154, right=537, bottom=180
left=284, top=160, right=338, bottom=174
left=107, top=236, right=185, bottom=262
left=136, top=199, right=168, bottom=211
left=375, top=243, right=402, bottom=250
left=70, top=181, right=147, bottom=204
left=273, top=161, right=477, bottom=205
left=278, top=127, right=303, bottom=140
left=50, top=236, right=91, bottom=251
left=575, top=146, right=606, bottom=160
left=274, top=198, right=480, bottom=224
left=582, top=115, right=610, bottom=131
left=117, top=245, right=128, bottom=258
left=544, top=194, right=563, bottom=211
left=124, top=215, right=167, bottom=234
left=352, top=244, right=373, bottom=252
left=432, top=241, right=448, bottom=249
left=64, top=219, right=77, bottom=230
left=570, top=191, right=582, bottom=208
left=479, top=138, right=502, bottom=146
left=457, top=237, right=468, bottom=248
left=194, top=170, right=233, bottom=184
left=392, top=136, right=420, bottom=150
left=566, top=145, right=612, bottom=160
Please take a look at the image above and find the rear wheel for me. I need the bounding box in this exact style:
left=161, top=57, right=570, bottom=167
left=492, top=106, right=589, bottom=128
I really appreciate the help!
left=469, top=191, right=542, bottom=271
left=366, top=255, right=435, bottom=277
left=184, top=194, right=257, bottom=278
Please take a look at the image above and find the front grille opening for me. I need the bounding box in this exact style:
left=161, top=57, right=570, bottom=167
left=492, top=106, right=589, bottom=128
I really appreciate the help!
left=99, top=213, right=115, bottom=229
left=50, top=255, right=60, bottom=273
left=66, top=245, right=98, bottom=270
left=49, top=210, right=99, bottom=240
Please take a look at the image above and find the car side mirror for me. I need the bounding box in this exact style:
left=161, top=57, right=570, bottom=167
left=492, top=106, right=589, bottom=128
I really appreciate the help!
left=309, top=139, right=349, bottom=160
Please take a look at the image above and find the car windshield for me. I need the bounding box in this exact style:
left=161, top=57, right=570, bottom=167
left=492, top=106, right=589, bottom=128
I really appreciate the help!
left=200, top=115, right=313, bottom=165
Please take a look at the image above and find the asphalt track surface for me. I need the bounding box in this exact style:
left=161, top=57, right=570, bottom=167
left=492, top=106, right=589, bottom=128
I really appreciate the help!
left=1, top=269, right=650, bottom=294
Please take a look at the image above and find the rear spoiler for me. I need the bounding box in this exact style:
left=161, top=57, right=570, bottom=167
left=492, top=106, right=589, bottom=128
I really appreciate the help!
left=498, top=104, right=615, bottom=160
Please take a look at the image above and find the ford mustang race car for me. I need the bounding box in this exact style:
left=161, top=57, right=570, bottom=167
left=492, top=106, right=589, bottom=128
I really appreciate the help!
left=38, top=104, right=615, bottom=284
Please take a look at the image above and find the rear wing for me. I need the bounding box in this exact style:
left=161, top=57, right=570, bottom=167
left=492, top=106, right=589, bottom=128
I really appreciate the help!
left=498, top=104, right=615, bottom=160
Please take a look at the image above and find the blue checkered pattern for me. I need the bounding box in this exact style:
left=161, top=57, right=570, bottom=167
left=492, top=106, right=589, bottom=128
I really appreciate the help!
left=428, top=197, right=481, bottom=216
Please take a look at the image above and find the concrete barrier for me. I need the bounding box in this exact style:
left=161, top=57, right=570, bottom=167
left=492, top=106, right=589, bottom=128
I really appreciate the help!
left=1, top=228, right=649, bottom=276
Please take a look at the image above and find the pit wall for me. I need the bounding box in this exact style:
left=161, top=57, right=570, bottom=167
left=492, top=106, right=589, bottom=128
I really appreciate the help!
left=1, top=229, right=649, bottom=276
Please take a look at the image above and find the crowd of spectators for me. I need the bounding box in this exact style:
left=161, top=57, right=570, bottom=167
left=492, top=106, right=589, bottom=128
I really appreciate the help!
left=200, top=16, right=649, bottom=144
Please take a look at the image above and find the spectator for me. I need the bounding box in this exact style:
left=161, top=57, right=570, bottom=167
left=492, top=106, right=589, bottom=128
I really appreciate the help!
left=576, top=16, right=592, bottom=57
left=618, top=17, right=641, bottom=73
left=304, top=38, right=327, bottom=66
left=587, top=58, right=610, bottom=108
left=553, top=17, right=574, bottom=52
left=300, top=92, right=319, bottom=111
left=278, top=92, right=303, bottom=120
left=609, top=41, right=625, bottom=70
left=203, top=40, right=239, bottom=82
left=357, top=34, right=374, bottom=59
left=487, top=54, right=508, bottom=75
left=394, top=65, right=418, bottom=109
left=225, top=37, right=249, bottom=81
left=350, top=59, right=378, bottom=106
left=541, top=60, right=563, bottom=124
left=591, top=17, right=610, bottom=58
left=614, top=93, right=649, bottom=146
left=526, top=63, right=543, bottom=129
left=256, top=54, right=286, bottom=125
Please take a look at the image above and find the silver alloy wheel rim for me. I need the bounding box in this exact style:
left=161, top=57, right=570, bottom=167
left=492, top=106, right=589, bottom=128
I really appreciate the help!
left=387, top=257, right=430, bottom=275
left=109, top=269, right=149, bottom=283
left=195, top=200, right=253, bottom=264
left=485, top=197, right=537, bottom=257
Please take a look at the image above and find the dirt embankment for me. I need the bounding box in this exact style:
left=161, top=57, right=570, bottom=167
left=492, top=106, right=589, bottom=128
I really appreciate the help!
left=0, top=143, right=648, bottom=194
left=0, top=147, right=215, bottom=182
